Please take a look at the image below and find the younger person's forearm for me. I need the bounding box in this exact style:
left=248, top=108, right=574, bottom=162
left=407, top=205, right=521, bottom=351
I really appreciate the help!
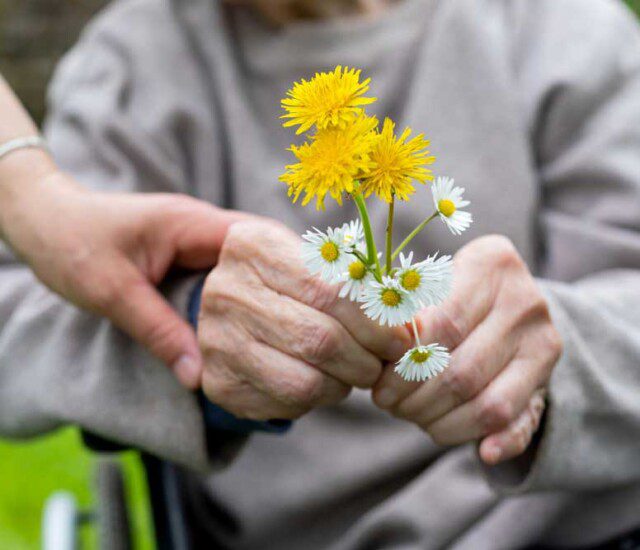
left=0, top=75, right=39, bottom=143
left=0, top=74, right=60, bottom=239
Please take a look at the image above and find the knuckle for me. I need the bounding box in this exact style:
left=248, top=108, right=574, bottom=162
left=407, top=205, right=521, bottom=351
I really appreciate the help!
left=478, top=395, right=514, bottom=432
left=222, top=219, right=286, bottom=257
left=432, top=306, right=466, bottom=349
left=84, top=281, right=118, bottom=312
left=282, top=370, right=325, bottom=407
left=201, top=274, right=241, bottom=315
left=219, top=221, right=258, bottom=261
left=528, top=295, right=550, bottom=319
left=442, top=367, right=478, bottom=404
left=508, top=296, right=548, bottom=329
left=303, top=276, right=339, bottom=312
left=543, top=326, right=564, bottom=363
left=487, top=235, right=519, bottom=264
left=299, top=322, right=339, bottom=364
left=463, top=234, right=515, bottom=262
left=202, top=372, right=237, bottom=411
left=197, top=323, right=223, bottom=356
left=86, top=272, right=131, bottom=313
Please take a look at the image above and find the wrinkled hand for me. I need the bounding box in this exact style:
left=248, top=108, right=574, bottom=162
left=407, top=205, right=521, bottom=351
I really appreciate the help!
left=372, top=235, right=562, bottom=464
left=0, top=162, right=245, bottom=388
left=198, top=219, right=411, bottom=420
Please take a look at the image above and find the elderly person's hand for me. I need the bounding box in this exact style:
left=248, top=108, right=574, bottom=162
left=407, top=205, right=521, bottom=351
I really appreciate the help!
left=0, top=152, right=246, bottom=388
left=198, top=219, right=411, bottom=420
left=372, top=235, right=562, bottom=465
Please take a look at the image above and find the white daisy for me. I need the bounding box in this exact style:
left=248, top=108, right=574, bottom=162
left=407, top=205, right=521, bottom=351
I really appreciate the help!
left=361, top=276, right=419, bottom=326
left=431, top=176, right=473, bottom=235
left=336, top=242, right=374, bottom=301
left=395, top=344, right=450, bottom=382
left=301, top=225, right=353, bottom=283
left=397, top=251, right=453, bottom=308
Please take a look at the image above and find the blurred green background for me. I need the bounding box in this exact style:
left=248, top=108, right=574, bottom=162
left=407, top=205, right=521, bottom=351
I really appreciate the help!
left=0, top=1, right=639, bottom=549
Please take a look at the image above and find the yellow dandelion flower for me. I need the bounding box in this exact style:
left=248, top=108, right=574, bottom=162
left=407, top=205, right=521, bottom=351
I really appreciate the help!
left=281, top=66, right=377, bottom=135
left=280, top=115, right=378, bottom=209
left=360, top=118, right=436, bottom=203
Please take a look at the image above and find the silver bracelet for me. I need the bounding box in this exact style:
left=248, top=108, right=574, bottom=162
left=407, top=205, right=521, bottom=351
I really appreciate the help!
left=0, top=135, right=48, bottom=161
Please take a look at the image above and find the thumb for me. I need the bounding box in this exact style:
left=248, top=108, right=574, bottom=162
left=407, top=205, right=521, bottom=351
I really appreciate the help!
left=97, top=266, right=203, bottom=389
left=161, top=199, right=254, bottom=270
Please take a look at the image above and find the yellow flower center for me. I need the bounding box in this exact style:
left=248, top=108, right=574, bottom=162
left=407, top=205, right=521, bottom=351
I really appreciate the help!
left=438, top=199, right=456, bottom=217
left=348, top=261, right=366, bottom=280
left=381, top=289, right=402, bottom=307
left=401, top=270, right=421, bottom=291
left=320, top=241, right=340, bottom=262
left=410, top=349, right=432, bottom=363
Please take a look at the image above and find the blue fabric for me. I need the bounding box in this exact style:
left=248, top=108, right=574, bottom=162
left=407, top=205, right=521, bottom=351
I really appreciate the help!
left=189, top=277, right=292, bottom=435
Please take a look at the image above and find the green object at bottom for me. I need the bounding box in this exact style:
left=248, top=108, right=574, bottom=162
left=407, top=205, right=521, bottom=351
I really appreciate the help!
left=0, top=428, right=154, bottom=550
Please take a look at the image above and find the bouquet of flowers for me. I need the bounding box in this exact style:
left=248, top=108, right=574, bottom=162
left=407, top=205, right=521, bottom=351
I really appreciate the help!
left=280, top=66, right=473, bottom=382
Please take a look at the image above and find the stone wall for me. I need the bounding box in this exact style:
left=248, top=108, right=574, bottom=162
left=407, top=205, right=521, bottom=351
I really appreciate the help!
left=0, top=0, right=108, bottom=124
left=1, top=0, right=639, bottom=125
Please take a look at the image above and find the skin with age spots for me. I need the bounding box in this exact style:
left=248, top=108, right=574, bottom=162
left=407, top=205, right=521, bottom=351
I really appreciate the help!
left=201, top=1, right=563, bottom=465
left=373, top=235, right=562, bottom=465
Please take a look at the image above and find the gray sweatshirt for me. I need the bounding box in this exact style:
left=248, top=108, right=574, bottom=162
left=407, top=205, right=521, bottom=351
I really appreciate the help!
left=2, top=0, right=640, bottom=547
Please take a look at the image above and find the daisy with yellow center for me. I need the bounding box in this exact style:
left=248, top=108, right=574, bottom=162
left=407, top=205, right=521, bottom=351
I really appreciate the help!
left=395, top=343, right=450, bottom=382
left=360, top=118, right=435, bottom=203
left=432, top=176, right=473, bottom=235
left=337, top=241, right=378, bottom=302
left=361, top=276, right=418, bottom=326
left=281, top=66, right=377, bottom=135
left=280, top=67, right=471, bottom=385
left=301, top=223, right=361, bottom=283
left=280, top=115, right=378, bottom=209
left=338, top=257, right=372, bottom=302
left=397, top=251, right=453, bottom=308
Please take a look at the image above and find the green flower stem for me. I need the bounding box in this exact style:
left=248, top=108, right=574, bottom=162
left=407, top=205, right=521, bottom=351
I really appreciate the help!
left=353, top=189, right=382, bottom=281
left=391, top=211, right=438, bottom=262
left=384, top=195, right=395, bottom=275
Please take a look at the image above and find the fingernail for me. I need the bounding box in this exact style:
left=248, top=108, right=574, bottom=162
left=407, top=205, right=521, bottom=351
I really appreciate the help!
left=388, top=340, right=407, bottom=360
left=173, top=354, right=202, bottom=388
left=375, top=388, right=398, bottom=409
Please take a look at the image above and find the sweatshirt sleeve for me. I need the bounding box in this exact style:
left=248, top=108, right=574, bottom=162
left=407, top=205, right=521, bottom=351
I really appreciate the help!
left=0, top=2, right=213, bottom=471
left=487, top=0, right=640, bottom=492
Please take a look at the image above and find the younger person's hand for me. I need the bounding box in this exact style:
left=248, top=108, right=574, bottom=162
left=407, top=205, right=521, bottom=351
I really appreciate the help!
left=372, top=235, right=562, bottom=465
left=0, top=152, right=246, bottom=388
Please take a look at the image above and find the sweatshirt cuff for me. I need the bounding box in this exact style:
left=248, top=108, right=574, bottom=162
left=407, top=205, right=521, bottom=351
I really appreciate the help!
left=188, top=277, right=293, bottom=436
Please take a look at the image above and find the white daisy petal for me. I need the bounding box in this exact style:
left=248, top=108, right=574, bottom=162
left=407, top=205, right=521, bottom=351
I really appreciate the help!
left=431, top=176, right=473, bottom=235
left=340, top=219, right=364, bottom=248
left=361, top=276, right=419, bottom=327
left=395, top=344, right=450, bottom=382
left=397, top=252, right=453, bottom=307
